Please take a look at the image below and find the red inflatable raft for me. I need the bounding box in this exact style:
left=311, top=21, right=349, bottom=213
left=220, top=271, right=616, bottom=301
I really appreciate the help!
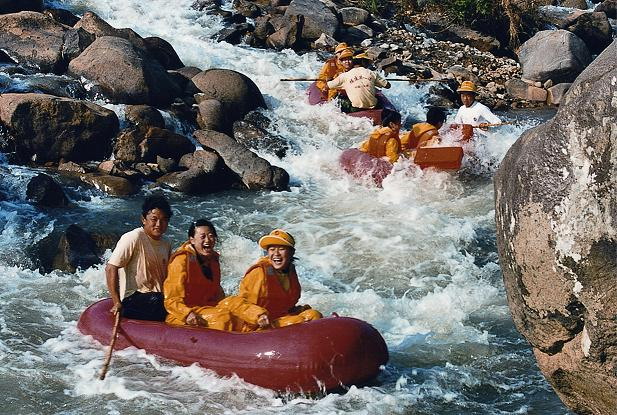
left=307, top=82, right=398, bottom=125
left=340, top=147, right=464, bottom=186
left=78, top=299, right=389, bottom=393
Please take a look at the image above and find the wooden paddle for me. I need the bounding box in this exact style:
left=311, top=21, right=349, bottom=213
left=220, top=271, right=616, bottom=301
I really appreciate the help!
left=280, top=77, right=448, bottom=82
left=475, top=121, right=515, bottom=128
left=99, top=312, right=121, bottom=380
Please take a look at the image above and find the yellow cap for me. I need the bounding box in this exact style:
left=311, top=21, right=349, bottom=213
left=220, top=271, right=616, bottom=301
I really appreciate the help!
left=457, top=81, right=477, bottom=94
left=353, top=52, right=370, bottom=60
left=334, top=43, right=349, bottom=53
left=338, top=49, right=354, bottom=59
left=258, top=229, right=295, bottom=249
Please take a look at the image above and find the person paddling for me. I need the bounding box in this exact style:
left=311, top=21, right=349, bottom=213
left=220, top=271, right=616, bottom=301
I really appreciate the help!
left=325, top=51, right=391, bottom=113
left=105, top=195, right=173, bottom=321
left=358, top=109, right=402, bottom=164
left=315, top=42, right=352, bottom=101
left=401, top=106, right=447, bottom=157
left=453, top=81, right=501, bottom=131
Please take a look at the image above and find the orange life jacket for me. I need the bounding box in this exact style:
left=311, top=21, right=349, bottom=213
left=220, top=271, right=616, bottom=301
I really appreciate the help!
left=168, top=244, right=222, bottom=307
left=316, top=57, right=346, bottom=97
left=243, top=257, right=301, bottom=319
left=366, top=126, right=401, bottom=158
left=402, top=123, right=439, bottom=150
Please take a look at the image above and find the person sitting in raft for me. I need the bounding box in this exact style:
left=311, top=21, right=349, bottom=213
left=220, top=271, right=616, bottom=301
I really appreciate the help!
left=237, top=229, right=322, bottom=329
left=325, top=51, right=390, bottom=113
left=315, top=42, right=352, bottom=101
left=105, top=195, right=173, bottom=321
left=164, top=219, right=270, bottom=331
left=400, top=106, right=447, bottom=157
left=358, top=109, right=402, bottom=164
left=453, top=81, right=501, bottom=130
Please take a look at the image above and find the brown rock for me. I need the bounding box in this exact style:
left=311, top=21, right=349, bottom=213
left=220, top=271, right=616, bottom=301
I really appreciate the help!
left=67, top=36, right=182, bottom=106
left=494, top=40, right=617, bottom=414
left=42, top=7, right=79, bottom=26
left=0, top=11, right=68, bottom=73
left=26, top=173, right=69, bottom=207
left=113, top=128, right=143, bottom=163
left=143, top=36, right=184, bottom=70
left=59, top=161, right=87, bottom=173
left=0, top=93, right=118, bottom=163
left=546, top=83, right=572, bottom=105
left=173, top=66, right=202, bottom=80
left=194, top=129, right=289, bottom=190
left=196, top=99, right=226, bottom=132
left=139, top=127, right=195, bottom=162
left=52, top=224, right=106, bottom=272
left=191, top=69, right=266, bottom=124
left=79, top=173, right=137, bottom=196
left=125, top=105, right=165, bottom=130
left=74, top=11, right=145, bottom=48
left=505, top=79, right=548, bottom=101
left=266, top=14, right=303, bottom=50
left=560, top=0, right=588, bottom=8
left=596, top=0, right=617, bottom=18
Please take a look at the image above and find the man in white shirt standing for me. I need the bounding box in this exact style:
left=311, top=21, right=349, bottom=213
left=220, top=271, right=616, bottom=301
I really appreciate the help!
left=453, top=81, right=501, bottom=129
left=326, top=51, right=391, bottom=112
left=105, top=195, right=173, bottom=321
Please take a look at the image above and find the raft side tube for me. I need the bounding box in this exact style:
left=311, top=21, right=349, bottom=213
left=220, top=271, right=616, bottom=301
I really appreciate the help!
left=77, top=299, right=389, bottom=393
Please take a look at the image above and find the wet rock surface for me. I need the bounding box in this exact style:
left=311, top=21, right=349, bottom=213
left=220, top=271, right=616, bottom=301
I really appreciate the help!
left=494, top=40, right=617, bottom=415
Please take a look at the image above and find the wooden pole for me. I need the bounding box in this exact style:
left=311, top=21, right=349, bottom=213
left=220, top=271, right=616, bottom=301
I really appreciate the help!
left=99, top=312, right=121, bottom=380
left=476, top=121, right=515, bottom=128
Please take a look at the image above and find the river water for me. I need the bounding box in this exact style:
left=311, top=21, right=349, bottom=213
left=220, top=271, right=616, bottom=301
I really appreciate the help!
left=0, top=0, right=572, bottom=413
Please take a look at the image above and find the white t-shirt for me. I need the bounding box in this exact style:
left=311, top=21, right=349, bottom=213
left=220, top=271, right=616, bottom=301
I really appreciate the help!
left=453, top=101, right=501, bottom=126
left=108, top=227, right=172, bottom=298
left=327, top=67, right=388, bottom=109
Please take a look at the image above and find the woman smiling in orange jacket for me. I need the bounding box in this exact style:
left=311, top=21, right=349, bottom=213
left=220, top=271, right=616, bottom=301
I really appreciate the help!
left=164, top=219, right=267, bottom=331
left=237, top=229, right=322, bottom=328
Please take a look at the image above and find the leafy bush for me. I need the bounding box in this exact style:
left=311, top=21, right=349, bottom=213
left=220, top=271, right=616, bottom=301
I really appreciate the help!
left=425, top=0, right=497, bottom=22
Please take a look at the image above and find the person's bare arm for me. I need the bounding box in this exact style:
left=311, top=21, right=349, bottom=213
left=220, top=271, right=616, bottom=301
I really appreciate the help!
left=105, top=263, right=122, bottom=315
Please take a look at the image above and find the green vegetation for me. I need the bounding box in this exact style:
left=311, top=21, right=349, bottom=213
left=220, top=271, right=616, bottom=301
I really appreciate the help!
left=426, top=0, right=497, bottom=22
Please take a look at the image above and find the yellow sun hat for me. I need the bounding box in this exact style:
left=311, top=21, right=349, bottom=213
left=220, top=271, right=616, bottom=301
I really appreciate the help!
left=334, top=43, right=349, bottom=54
left=258, top=229, right=296, bottom=249
left=457, top=81, right=477, bottom=94
left=338, top=48, right=354, bottom=59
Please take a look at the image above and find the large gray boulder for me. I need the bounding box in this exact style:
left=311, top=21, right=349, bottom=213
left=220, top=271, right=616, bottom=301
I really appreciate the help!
left=517, top=30, right=592, bottom=83
left=284, top=0, right=339, bottom=40
left=0, top=93, right=119, bottom=163
left=494, top=40, right=617, bottom=414
left=0, top=11, right=91, bottom=73
left=67, top=36, right=182, bottom=106
left=192, top=69, right=266, bottom=127
left=194, top=129, right=289, bottom=190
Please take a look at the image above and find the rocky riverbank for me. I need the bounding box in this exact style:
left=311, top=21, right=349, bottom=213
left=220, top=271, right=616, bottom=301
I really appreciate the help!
left=206, top=0, right=615, bottom=108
